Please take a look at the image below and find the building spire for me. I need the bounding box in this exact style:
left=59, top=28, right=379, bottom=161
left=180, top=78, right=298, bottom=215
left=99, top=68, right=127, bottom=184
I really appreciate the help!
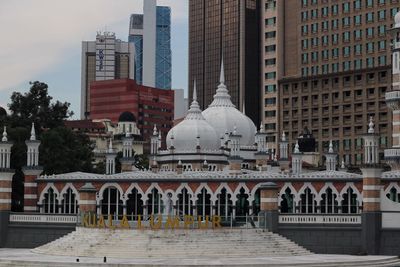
left=193, top=80, right=197, bottom=101
left=329, top=140, right=334, bottom=153
left=153, top=124, right=158, bottom=136
left=108, top=138, right=113, bottom=153
left=30, top=123, right=36, bottom=141
left=219, top=58, right=225, bottom=84
left=282, top=131, right=286, bottom=142
left=2, top=126, right=7, bottom=142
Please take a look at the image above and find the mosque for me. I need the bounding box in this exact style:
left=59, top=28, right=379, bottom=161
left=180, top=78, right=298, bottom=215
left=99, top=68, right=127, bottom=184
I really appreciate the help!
left=0, top=12, right=400, bottom=266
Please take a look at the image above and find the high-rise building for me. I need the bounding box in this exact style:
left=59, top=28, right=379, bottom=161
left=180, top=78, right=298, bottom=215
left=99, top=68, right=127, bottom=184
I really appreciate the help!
left=270, top=0, right=400, bottom=165
left=129, top=0, right=172, bottom=90
left=81, top=32, right=135, bottom=119
left=188, top=0, right=261, bottom=125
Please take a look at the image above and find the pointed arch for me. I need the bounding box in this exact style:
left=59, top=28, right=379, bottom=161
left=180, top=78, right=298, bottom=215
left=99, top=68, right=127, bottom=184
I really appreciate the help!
left=38, top=183, right=60, bottom=204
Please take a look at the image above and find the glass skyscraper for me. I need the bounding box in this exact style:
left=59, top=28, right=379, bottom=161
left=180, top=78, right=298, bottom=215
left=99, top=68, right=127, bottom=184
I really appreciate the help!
left=129, top=1, right=171, bottom=90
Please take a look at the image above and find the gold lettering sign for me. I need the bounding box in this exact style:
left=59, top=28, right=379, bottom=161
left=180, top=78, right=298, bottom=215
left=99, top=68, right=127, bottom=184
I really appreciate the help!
left=81, top=213, right=222, bottom=230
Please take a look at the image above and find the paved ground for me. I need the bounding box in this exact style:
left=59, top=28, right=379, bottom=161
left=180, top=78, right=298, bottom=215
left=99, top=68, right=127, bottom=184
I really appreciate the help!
left=0, top=249, right=399, bottom=267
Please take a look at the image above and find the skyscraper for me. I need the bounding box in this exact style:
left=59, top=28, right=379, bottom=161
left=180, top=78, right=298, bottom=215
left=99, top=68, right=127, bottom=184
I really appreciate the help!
left=269, top=0, right=400, bottom=165
left=129, top=0, right=172, bottom=90
left=188, top=0, right=261, bottom=125
left=81, top=32, right=135, bottom=119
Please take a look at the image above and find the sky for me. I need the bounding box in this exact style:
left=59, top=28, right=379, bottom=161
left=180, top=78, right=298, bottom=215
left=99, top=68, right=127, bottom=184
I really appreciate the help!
left=0, top=0, right=188, bottom=118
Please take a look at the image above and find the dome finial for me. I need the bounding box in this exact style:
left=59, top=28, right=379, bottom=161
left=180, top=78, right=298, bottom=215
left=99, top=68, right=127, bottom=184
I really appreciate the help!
left=193, top=80, right=197, bottom=101
left=219, top=58, right=225, bottom=84
left=242, top=103, right=246, bottom=115
left=30, top=123, right=36, bottom=141
left=2, top=126, right=7, bottom=142
left=259, top=122, right=264, bottom=133
left=368, top=117, right=375, bottom=134
left=329, top=140, right=334, bottom=153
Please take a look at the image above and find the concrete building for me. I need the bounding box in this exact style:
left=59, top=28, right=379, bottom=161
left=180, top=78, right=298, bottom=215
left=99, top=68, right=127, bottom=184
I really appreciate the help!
left=272, top=0, right=400, bottom=165
left=188, top=0, right=261, bottom=125
left=173, top=89, right=188, bottom=120
left=129, top=0, right=172, bottom=89
left=81, top=32, right=135, bottom=119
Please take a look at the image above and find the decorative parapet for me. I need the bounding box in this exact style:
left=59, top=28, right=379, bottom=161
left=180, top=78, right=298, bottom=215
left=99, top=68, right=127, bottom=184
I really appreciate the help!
left=279, top=214, right=361, bottom=225
left=9, top=213, right=77, bottom=224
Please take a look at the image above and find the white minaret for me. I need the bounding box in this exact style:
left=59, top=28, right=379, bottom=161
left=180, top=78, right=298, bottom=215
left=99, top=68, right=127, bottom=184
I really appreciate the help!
left=363, top=117, right=379, bottom=165
left=0, top=127, right=12, bottom=169
left=255, top=123, right=268, bottom=153
left=279, top=132, right=289, bottom=160
left=105, top=139, right=117, bottom=175
left=25, top=123, right=40, bottom=167
left=325, top=140, right=337, bottom=171
left=229, top=126, right=241, bottom=158
left=292, top=141, right=303, bottom=174
left=150, top=125, right=159, bottom=155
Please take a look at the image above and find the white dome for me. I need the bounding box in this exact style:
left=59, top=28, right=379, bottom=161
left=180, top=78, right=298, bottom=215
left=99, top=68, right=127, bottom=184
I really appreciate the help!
left=166, top=86, right=219, bottom=152
left=202, top=63, right=256, bottom=146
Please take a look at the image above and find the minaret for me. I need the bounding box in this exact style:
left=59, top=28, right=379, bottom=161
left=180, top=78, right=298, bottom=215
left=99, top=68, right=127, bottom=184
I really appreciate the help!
left=278, top=131, right=290, bottom=172
left=325, top=140, right=337, bottom=171
left=228, top=126, right=243, bottom=174
left=254, top=123, right=269, bottom=170
left=120, top=132, right=135, bottom=172
left=385, top=13, right=400, bottom=169
left=105, top=139, right=117, bottom=175
left=150, top=125, right=159, bottom=155
left=0, top=126, right=14, bottom=213
left=23, top=123, right=43, bottom=212
left=291, top=141, right=303, bottom=175
left=361, top=117, right=383, bottom=255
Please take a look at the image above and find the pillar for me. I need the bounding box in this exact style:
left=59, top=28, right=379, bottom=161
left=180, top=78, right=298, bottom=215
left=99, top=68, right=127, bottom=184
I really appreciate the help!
left=259, top=182, right=279, bottom=232
left=78, top=183, right=97, bottom=225
left=22, top=168, right=42, bottom=212
left=361, top=167, right=382, bottom=255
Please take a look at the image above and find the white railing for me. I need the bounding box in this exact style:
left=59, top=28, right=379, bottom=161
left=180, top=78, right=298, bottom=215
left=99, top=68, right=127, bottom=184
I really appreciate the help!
left=9, top=214, right=77, bottom=224
left=385, top=91, right=400, bottom=101
left=384, top=149, right=400, bottom=158
left=279, top=214, right=361, bottom=225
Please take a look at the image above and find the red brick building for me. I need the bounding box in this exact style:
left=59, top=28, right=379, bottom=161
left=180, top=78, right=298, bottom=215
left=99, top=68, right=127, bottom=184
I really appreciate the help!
left=88, top=79, right=174, bottom=150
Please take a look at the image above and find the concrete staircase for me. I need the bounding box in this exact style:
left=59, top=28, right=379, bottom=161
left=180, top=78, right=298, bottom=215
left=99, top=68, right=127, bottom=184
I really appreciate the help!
left=33, top=227, right=312, bottom=259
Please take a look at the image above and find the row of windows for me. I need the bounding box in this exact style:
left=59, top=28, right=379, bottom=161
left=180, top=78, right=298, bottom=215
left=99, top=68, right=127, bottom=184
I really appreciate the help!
left=301, top=27, right=387, bottom=48
left=301, top=56, right=387, bottom=76
left=302, top=0, right=397, bottom=9
left=281, top=71, right=388, bottom=92
left=301, top=12, right=397, bottom=35
left=302, top=5, right=398, bottom=20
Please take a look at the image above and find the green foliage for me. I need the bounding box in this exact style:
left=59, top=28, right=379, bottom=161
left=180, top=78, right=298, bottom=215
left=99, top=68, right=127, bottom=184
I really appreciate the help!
left=0, top=81, right=94, bottom=211
left=134, top=154, right=149, bottom=170
left=40, top=127, right=94, bottom=175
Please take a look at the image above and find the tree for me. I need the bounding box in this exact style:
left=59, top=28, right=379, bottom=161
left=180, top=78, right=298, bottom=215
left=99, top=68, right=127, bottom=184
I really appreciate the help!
left=0, top=81, right=94, bottom=211
left=40, top=127, right=94, bottom=174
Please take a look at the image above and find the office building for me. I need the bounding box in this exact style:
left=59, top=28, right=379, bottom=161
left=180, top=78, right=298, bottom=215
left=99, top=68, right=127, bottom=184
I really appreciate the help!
left=81, top=32, right=135, bottom=119
left=88, top=79, right=174, bottom=151
left=270, top=0, right=400, bottom=165
left=188, top=0, right=261, bottom=125
left=129, top=0, right=172, bottom=89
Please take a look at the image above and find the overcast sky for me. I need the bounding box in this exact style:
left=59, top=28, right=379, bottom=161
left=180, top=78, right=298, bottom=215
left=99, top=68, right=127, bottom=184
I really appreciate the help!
left=0, top=0, right=188, bottom=118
